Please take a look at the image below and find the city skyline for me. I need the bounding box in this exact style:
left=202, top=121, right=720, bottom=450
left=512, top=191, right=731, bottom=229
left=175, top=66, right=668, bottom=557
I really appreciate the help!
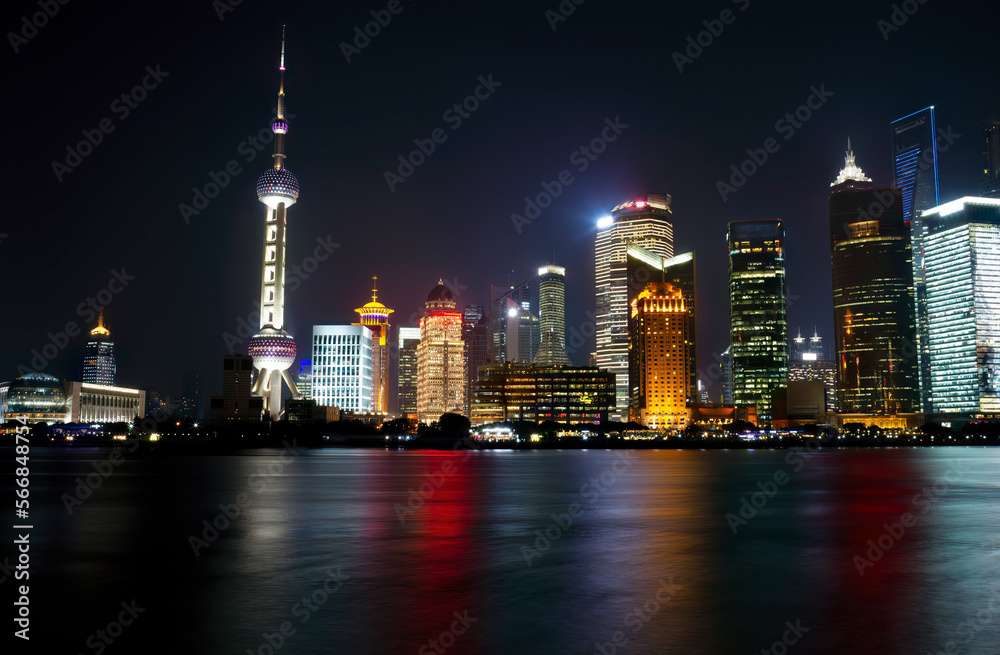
left=4, top=3, right=997, bottom=404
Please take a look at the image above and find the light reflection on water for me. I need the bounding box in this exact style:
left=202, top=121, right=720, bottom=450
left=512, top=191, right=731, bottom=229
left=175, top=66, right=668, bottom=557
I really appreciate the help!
left=23, top=447, right=1000, bottom=653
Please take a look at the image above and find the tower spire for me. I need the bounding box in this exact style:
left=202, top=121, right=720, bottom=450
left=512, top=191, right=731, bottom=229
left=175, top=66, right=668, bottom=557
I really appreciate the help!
left=272, top=25, right=288, bottom=169
left=831, top=137, right=872, bottom=186
left=372, top=275, right=379, bottom=303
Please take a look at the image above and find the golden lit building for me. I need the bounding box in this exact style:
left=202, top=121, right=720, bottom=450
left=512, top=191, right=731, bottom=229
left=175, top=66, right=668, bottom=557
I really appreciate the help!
left=354, top=276, right=394, bottom=415
left=629, top=281, right=689, bottom=429
left=417, top=279, right=466, bottom=423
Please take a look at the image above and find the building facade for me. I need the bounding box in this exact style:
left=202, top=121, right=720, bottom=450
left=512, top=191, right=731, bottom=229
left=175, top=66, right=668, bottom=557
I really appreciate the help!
left=537, top=265, right=567, bottom=349
left=65, top=382, right=146, bottom=424
left=788, top=328, right=837, bottom=414
left=596, top=193, right=674, bottom=420
left=463, top=307, right=489, bottom=417
left=82, top=312, right=116, bottom=386
left=397, top=327, right=421, bottom=418
left=629, top=282, right=690, bottom=430
left=489, top=277, right=534, bottom=363
left=311, top=325, right=374, bottom=414
left=830, top=144, right=920, bottom=414
left=471, top=362, right=615, bottom=425
left=353, top=277, right=393, bottom=414
left=922, top=197, right=1000, bottom=415
left=0, top=373, right=70, bottom=424
left=209, top=354, right=263, bottom=421
left=983, top=113, right=1000, bottom=196
left=728, top=218, right=787, bottom=425
left=417, top=280, right=466, bottom=423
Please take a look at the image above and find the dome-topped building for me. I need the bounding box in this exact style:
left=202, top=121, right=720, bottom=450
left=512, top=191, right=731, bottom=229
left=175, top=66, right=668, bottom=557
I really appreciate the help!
left=416, top=278, right=466, bottom=423
left=1, top=372, right=69, bottom=424
left=426, top=278, right=455, bottom=305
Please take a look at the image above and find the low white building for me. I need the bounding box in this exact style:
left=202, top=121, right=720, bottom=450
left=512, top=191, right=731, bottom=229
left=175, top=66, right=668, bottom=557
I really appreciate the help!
left=64, top=382, right=146, bottom=424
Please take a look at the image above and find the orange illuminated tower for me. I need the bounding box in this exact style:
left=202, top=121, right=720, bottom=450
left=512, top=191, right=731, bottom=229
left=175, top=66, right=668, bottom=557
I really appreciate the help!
left=629, top=281, right=689, bottom=430
left=417, top=279, right=466, bottom=423
left=354, top=276, right=394, bottom=414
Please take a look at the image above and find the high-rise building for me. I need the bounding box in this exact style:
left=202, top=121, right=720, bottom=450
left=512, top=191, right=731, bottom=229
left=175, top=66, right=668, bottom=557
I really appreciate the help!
left=892, top=107, right=941, bottom=411
left=830, top=142, right=920, bottom=414
left=311, top=325, right=374, bottom=414
left=629, top=281, right=690, bottom=430
left=488, top=277, right=539, bottom=364
left=82, top=311, right=115, bottom=386
left=177, top=369, right=202, bottom=420
left=721, top=346, right=733, bottom=406
left=537, top=265, right=567, bottom=348
left=209, top=354, right=263, bottom=421
left=728, top=218, right=787, bottom=425
left=921, top=197, right=1000, bottom=415
left=788, top=328, right=837, bottom=414
left=471, top=362, right=615, bottom=425
left=397, top=326, right=421, bottom=418
left=417, top=279, right=466, bottom=423
left=354, top=276, right=393, bottom=414
left=294, top=360, right=312, bottom=400
left=982, top=114, right=1000, bottom=196
left=627, top=247, right=697, bottom=403
left=247, top=28, right=301, bottom=420
left=596, top=193, right=674, bottom=420
left=463, top=306, right=489, bottom=416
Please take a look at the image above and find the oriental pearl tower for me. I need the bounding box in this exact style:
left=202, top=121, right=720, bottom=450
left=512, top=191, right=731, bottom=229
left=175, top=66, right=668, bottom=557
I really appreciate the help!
left=248, top=26, right=300, bottom=420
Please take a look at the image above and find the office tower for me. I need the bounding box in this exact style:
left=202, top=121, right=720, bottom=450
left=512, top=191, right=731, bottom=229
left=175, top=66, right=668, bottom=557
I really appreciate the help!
left=721, top=346, right=733, bottom=406
left=830, top=142, right=920, bottom=414
left=921, top=197, right=1000, bottom=414
left=463, top=306, right=489, bottom=416
left=788, top=328, right=837, bottom=414
left=417, top=279, right=467, bottom=423
left=728, top=218, right=787, bottom=424
left=295, top=360, right=312, bottom=400
left=629, top=281, right=690, bottom=430
left=983, top=114, right=1000, bottom=195
left=209, top=354, right=263, bottom=421
left=177, top=369, right=202, bottom=419
left=397, top=326, right=421, bottom=417
left=354, top=276, right=393, bottom=414
left=247, top=28, right=301, bottom=420
left=311, top=325, right=373, bottom=414
left=892, top=107, right=941, bottom=411
left=537, top=265, right=567, bottom=347
left=489, top=277, right=536, bottom=363
left=82, top=311, right=115, bottom=386
left=627, top=246, right=697, bottom=403
left=596, top=193, right=674, bottom=420
left=471, top=362, right=615, bottom=425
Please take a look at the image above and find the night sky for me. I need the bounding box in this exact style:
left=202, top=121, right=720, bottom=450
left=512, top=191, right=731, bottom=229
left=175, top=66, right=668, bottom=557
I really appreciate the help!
left=4, top=0, right=997, bottom=402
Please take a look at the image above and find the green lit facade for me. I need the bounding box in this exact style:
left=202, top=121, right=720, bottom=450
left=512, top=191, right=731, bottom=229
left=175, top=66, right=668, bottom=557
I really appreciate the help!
left=728, top=219, right=787, bottom=424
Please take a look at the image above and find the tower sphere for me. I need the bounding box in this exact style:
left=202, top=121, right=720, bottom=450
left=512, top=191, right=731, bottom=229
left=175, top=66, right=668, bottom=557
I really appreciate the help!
left=248, top=326, right=297, bottom=371
left=256, top=168, right=299, bottom=209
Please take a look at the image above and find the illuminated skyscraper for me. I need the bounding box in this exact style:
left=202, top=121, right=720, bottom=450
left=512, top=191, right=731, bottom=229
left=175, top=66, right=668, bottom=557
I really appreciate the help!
left=463, top=305, right=489, bottom=416
left=892, top=107, right=941, bottom=411
left=830, top=142, right=919, bottom=414
left=294, top=361, right=312, bottom=400
left=417, top=279, right=466, bottom=423
left=82, top=311, right=115, bottom=386
left=983, top=113, right=1000, bottom=196
left=537, top=265, right=567, bottom=348
left=488, top=276, right=538, bottom=363
left=397, top=327, right=421, bottom=418
left=247, top=28, right=301, bottom=420
left=921, top=197, right=1000, bottom=415
left=354, top=276, right=393, bottom=414
left=629, top=281, right=689, bottom=429
left=789, top=327, right=836, bottom=413
left=311, top=325, right=373, bottom=414
left=728, top=218, right=787, bottom=424
left=595, top=193, right=674, bottom=420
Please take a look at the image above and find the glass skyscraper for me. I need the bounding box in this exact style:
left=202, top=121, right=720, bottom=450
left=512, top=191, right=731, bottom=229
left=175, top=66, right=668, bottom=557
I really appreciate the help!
left=397, top=326, right=421, bottom=417
left=82, top=312, right=116, bottom=386
left=921, top=197, right=1000, bottom=415
left=728, top=219, right=787, bottom=424
left=830, top=143, right=920, bottom=414
left=891, top=106, right=941, bottom=411
left=311, top=325, right=374, bottom=414
left=595, top=193, right=674, bottom=420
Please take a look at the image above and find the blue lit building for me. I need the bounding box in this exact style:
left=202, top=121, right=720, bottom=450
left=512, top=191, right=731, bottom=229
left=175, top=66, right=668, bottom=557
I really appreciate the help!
left=891, top=106, right=941, bottom=411
left=311, top=326, right=373, bottom=414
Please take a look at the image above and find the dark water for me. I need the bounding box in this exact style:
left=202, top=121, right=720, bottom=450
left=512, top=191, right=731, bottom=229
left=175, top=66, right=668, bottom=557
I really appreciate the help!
left=9, top=446, right=1000, bottom=654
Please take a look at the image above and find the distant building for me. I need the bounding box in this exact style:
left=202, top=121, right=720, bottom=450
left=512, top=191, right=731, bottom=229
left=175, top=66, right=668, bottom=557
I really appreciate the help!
left=892, top=108, right=941, bottom=411
left=596, top=193, right=674, bottom=420
left=311, top=325, right=373, bottom=415
left=537, top=265, right=568, bottom=349
left=286, top=398, right=340, bottom=425
left=471, top=362, right=615, bottom=426
left=789, top=328, right=837, bottom=413
left=64, top=382, right=146, bottom=424
left=209, top=354, right=263, bottom=421
left=82, top=312, right=116, bottom=386
left=830, top=142, right=919, bottom=414
left=728, top=218, right=787, bottom=424
left=0, top=373, right=69, bottom=424
left=982, top=113, right=1000, bottom=196
left=629, top=282, right=690, bottom=430
left=921, top=197, right=1000, bottom=416
left=353, top=277, right=393, bottom=414
left=721, top=346, right=733, bottom=406
left=463, top=307, right=489, bottom=417
left=771, top=381, right=827, bottom=429
left=397, top=326, right=421, bottom=418
left=417, top=279, right=466, bottom=423
left=294, top=360, right=312, bottom=400
left=489, top=276, right=533, bottom=363
left=177, top=369, right=202, bottom=420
